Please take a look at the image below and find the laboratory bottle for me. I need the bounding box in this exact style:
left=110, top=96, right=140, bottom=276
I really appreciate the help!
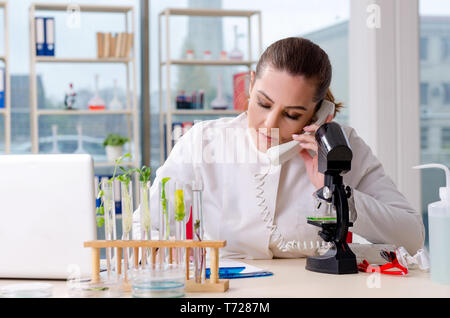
left=413, top=163, right=450, bottom=284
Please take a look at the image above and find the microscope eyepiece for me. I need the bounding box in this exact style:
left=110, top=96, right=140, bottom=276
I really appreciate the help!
left=315, top=122, right=352, bottom=175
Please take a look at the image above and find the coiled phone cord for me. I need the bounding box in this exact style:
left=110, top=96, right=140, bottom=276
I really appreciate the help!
left=254, top=166, right=331, bottom=253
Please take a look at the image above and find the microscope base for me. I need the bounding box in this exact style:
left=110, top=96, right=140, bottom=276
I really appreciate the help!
left=306, top=243, right=358, bottom=275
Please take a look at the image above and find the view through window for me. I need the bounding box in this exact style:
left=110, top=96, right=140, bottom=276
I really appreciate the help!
left=419, top=0, right=450, bottom=247
left=149, top=0, right=350, bottom=175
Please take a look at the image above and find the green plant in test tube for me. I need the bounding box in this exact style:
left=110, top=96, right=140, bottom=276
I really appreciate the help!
left=135, top=166, right=152, bottom=237
left=101, top=179, right=116, bottom=277
left=94, top=153, right=132, bottom=277
left=117, top=168, right=133, bottom=237
left=102, top=181, right=115, bottom=240
left=174, top=188, right=185, bottom=222
left=174, top=182, right=186, bottom=265
left=127, top=165, right=152, bottom=267
left=142, top=187, right=150, bottom=235
left=161, top=177, right=171, bottom=240
left=116, top=163, right=135, bottom=277
left=95, top=153, right=132, bottom=228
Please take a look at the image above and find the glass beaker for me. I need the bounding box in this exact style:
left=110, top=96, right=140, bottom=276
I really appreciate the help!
left=192, top=180, right=206, bottom=283
left=121, top=180, right=133, bottom=278
left=101, top=179, right=117, bottom=278
left=130, top=264, right=185, bottom=298
left=139, top=180, right=152, bottom=268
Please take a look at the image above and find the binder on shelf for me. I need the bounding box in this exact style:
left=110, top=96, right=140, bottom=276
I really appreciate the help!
left=0, top=67, right=4, bottom=109
left=96, top=32, right=104, bottom=58
left=121, top=32, right=128, bottom=57
left=103, top=32, right=111, bottom=59
left=35, top=17, right=46, bottom=56
left=94, top=176, right=101, bottom=209
left=109, top=33, right=117, bottom=58
left=233, top=72, right=250, bottom=111
left=172, top=122, right=183, bottom=146
left=163, top=121, right=194, bottom=158
left=115, top=33, right=124, bottom=58
left=125, top=33, right=133, bottom=58
left=44, top=17, right=55, bottom=56
left=182, top=121, right=193, bottom=135
left=95, top=32, right=133, bottom=59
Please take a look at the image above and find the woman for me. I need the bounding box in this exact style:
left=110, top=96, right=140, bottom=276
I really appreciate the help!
left=133, top=37, right=425, bottom=259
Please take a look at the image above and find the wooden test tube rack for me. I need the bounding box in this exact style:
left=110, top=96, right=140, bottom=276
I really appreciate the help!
left=83, top=240, right=229, bottom=293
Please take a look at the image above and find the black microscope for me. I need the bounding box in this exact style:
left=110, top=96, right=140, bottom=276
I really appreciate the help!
left=305, top=122, right=358, bottom=275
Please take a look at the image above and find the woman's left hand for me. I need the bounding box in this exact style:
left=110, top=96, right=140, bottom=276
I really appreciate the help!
left=292, top=115, right=334, bottom=190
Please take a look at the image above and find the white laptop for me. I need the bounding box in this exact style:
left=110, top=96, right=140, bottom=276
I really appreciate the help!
left=0, top=154, right=97, bottom=279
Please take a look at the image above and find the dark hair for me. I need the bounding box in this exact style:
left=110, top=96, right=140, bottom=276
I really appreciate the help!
left=255, top=37, right=342, bottom=115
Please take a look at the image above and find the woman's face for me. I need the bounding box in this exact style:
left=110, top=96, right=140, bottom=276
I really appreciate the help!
left=247, top=66, right=318, bottom=152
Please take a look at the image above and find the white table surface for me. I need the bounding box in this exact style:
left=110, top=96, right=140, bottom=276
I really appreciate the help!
left=1, top=258, right=449, bottom=298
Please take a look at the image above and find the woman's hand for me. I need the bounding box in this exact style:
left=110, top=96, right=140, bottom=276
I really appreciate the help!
left=292, top=115, right=333, bottom=190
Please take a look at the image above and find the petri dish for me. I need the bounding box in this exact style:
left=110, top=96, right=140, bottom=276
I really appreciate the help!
left=130, top=264, right=185, bottom=298
left=0, top=283, right=53, bottom=298
left=66, top=277, right=123, bottom=298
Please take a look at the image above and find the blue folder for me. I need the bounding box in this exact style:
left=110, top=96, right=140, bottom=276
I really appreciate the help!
left=205, top=266, right=273, bottom=279
left=0, top=67, right=4, bottom=109
left=44, top=17, right=55, bottom=56
left=35, top=17, right=46, bottom=56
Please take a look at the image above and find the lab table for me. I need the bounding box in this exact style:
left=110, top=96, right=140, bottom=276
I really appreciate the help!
left=0, top=258, right=449, bottom=298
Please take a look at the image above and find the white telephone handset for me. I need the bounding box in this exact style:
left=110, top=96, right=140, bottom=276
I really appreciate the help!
left=267, top=100, right=335, bottom=166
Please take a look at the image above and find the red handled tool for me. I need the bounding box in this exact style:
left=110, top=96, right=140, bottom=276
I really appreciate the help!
left=358, top=249, right=408, bottom=276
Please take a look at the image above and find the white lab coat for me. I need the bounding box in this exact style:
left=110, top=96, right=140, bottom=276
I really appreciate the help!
left=132, top=112, right=425, bottom=259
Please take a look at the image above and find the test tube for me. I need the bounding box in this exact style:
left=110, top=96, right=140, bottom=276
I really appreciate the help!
left=159, top=177, right=172, bottom=266
left=174, top=181, right=186, bottom=266
left=121, top=180, right=133, bottom=277
left=139, top=180, right=152, bottom=268
left=101, top=178, right=117, bottom=278
left=192, top=180, right=205, bottom=283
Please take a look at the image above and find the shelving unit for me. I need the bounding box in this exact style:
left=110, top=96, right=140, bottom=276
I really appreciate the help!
left=35, top=57, right=131, bottom=63
left=160, top=59, right=257, bottom=66
left=167, top=109, right=241, bottom=116
left=0, top=1, right=10, bottom=154
left=158, top=8, right=262, bottom=163
left=37, top=109, right=133, bottom=116
left=29, top=3, right=139, bottom=168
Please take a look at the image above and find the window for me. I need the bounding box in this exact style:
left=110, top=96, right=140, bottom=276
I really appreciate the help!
left=421, top=126, right=429, bottom=150
left=420, top=0, right=450, bottom=248
left=442, top=37, right=450, bottom=60
left=443, top=83, right=450, bottom=104
left=149, top=0, right=350, bottom=170
left=420, top=82, right=429, bottom=105
left=420, top=37, right=428, bottom=61
left=442, top=127, right=450, bottom=149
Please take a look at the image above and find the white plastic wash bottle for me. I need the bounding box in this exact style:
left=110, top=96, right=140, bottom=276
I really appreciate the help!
left=413, top=163, right=450, bottom=284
